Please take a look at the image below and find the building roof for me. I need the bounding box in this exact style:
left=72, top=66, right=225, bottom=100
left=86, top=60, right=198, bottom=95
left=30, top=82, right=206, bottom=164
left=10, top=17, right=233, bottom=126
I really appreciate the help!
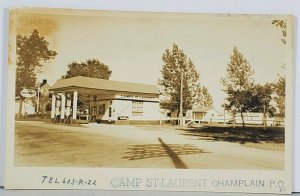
left=50, top=76, right=160, bottom=95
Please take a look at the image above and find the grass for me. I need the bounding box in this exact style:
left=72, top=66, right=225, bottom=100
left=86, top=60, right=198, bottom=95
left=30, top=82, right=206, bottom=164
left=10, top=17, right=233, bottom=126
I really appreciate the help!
left=178, top=125, right=285, bottom=151
left=136, top=124, right=285, bottom=151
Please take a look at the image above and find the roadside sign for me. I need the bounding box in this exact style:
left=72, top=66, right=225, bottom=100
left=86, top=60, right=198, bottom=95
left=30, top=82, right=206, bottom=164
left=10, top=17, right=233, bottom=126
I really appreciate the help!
left=20, top=89, right=36, bottom=98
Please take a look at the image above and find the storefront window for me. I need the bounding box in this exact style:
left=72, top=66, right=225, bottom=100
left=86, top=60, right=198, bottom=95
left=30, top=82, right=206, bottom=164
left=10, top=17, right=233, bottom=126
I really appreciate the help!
left=99, top=104, right=105, bottom=114
left=132, top=101, right=143, bottom=116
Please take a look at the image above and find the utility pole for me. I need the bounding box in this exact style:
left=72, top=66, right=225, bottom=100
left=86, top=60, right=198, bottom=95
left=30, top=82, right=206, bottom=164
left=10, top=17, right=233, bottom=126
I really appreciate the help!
left=179, top=71, right=184, bottom=126
left=223, top=98, right=226, bottom=127
left=263, top=103, right=266, bottom=130
left=37, top=85, right=40, bottom=113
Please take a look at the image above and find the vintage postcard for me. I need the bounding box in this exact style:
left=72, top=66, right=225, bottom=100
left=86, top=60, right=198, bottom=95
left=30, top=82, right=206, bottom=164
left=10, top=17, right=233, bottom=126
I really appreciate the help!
left=5, top=8, right=294, bottom=194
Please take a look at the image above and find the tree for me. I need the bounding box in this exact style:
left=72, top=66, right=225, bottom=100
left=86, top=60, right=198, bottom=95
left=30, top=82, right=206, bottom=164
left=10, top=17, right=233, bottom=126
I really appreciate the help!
left=221, top=47, right=254, bottom=127
left=273, top=76, right=285, bottom=117
left=61, top=58, right=112, bottom=112
left=272, top=20, right=287, bottom=44
left=62, top=58, right=112, bottom=79
left=193, top=85, right=213, bottom=108
left=159, top=43, right=212, bottom=115
left=16, top=29, right=57, bottom=96
left=249, top=84, right=274, bottom=114
left=16, top=29, right=57, bottom=116
left=271, top=20, right=286, bottom=117
left=250, top=83, right=276, bottom=127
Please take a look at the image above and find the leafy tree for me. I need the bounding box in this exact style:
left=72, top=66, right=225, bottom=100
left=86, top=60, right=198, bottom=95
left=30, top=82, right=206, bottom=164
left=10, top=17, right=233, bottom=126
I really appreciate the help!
left=200, top=86, right=213, bottom=108
left=16, top=29, right=57, bottom=96
left=249, top=84, right=275, bottom=114
left=159, top=43, right=211, bottom=116
left=271, top=20, right=286, bottom=117
left=250, top=84, right=276, bottom=127
left=61, top=58, right=112, bottom=112
left=272, top=20, right=287, bottom=44
left=221, top=47, right=254, bottom=127
left=62, top=58, right=112, bottom=79
left=193, top=85, right=213, bottom=108
left=16, top=29, right=57, bottom=116
left=273, top=76, right=285, bottom=117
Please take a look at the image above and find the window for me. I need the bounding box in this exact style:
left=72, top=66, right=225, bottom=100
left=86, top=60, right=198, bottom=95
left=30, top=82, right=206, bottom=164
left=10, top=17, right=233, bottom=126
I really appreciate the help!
left=109, top=107, right=112, bottom=118
left=46, top=103, right=52, bottom=112
left=132, top=101, right=143, bottom=116
left=99, top=104, right=105, bottom=114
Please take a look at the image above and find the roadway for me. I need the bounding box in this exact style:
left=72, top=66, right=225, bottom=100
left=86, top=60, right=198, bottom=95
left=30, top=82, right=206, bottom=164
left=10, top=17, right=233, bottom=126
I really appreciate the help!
left=14, top=121, right=284, bottom=169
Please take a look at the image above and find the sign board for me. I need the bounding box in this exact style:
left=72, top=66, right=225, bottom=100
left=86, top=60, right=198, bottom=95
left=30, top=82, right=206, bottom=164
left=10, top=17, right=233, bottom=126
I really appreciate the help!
left=20, top=89, right=36, bottom=98
left=117, top=94, right=158, bottom=101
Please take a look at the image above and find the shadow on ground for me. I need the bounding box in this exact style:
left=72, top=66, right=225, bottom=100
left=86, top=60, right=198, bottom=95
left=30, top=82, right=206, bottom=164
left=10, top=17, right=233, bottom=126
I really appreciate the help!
left=179, top=126, right=285, bottom=144
left=122, top=137, right=208, bottom=169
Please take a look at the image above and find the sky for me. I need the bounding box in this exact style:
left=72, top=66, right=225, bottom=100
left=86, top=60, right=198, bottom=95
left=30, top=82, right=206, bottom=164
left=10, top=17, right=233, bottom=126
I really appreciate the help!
left=13, top=9, right=288, bottom=110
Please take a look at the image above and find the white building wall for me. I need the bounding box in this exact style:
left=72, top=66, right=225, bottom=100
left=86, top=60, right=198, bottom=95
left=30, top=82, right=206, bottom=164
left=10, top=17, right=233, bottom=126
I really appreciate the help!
left=95, top=92, right=160, bottom=121
left=15, top=101, right=20, bottom=114
left=186, top=110, right=193, bottom=119
left=112, top=100, right=160, bottom=120
left=113, top=100, right=132, bottom=120
left=130, top=101, right=160, bottom=120
left=15, top=99, right=36, bottom=115
left=202, top=109, right=219, bottom=122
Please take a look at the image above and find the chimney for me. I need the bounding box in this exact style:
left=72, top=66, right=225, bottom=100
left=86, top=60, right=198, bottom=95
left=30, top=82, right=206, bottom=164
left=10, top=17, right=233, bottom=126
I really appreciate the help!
left=40, top=79, right=47, bottom=87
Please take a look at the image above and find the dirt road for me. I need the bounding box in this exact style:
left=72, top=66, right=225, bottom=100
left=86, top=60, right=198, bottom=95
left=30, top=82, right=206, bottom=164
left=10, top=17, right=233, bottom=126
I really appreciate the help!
left=14, top=121, right=284, bottom=169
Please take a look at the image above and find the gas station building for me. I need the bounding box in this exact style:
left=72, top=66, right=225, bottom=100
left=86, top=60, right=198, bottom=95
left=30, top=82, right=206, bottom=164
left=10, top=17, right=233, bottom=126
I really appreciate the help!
left=49, top=76, right=160, bottom=124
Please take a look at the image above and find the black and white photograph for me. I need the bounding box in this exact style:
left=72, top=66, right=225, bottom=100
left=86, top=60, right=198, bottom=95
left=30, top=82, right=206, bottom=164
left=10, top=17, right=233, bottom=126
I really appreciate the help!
left=5, top=8, right=294, bottom=193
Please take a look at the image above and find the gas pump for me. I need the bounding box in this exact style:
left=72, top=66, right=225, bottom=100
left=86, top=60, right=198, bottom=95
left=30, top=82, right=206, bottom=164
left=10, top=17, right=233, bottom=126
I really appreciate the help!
left=65, top=94, right=72, bottom=124
left=91, top=95, right=97, bottom=122
left=54, top=95, right=61, bottom=123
